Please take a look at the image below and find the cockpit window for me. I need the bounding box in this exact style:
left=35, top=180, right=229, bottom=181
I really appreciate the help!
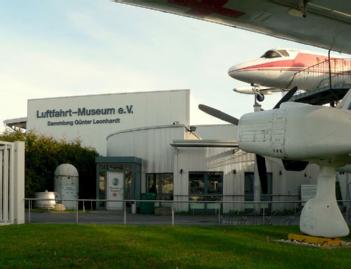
left=278, top=50, right=289, bottom=57
left=261, top=50, right=282, bottom=58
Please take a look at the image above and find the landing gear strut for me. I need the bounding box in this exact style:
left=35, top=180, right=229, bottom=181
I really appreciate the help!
left=300, top=165, right=349, bottom=237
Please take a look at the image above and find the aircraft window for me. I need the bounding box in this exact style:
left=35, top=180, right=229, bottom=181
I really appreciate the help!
left=261, top=50, right=282, bottom=58
left=278, top=50, right=289, bottom=57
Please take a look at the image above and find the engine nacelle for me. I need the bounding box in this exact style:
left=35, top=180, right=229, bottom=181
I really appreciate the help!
left=238, top=102, right=351, bottom=162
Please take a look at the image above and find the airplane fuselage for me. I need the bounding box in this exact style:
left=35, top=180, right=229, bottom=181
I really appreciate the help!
left=229, top=49, right=351, bottom=91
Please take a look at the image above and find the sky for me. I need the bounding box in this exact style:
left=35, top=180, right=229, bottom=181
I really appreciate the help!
left=0, top=0, right=336, bottom=129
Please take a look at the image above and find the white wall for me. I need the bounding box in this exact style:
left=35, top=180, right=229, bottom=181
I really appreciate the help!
left=107, top=125, right=187, bottom=193
left=27, top=90, right=190, bottom=155
left=173, top=147, right=318, bottom=212
left=173, top=147, right=246, bottom=212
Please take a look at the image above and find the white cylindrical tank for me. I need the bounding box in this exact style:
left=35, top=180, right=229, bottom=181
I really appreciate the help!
left=54, top=163, right=79, bottom=210
left=35, top=191, right=56, bottom=209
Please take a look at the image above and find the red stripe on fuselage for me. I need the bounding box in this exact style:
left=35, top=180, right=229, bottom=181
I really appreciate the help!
left=240, top=68, right=304, bottom=72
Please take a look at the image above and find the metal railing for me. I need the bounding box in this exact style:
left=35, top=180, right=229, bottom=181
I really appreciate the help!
left=24, top=198, right=351, bottom=226
left=288, top=58, right=351, bottom=91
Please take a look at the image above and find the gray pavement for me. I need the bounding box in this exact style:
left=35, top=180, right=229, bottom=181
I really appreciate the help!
left=26, top=210, right=307, bottom=226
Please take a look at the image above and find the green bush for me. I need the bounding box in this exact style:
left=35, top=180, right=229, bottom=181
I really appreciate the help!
left=0, top=131, right=98, bottom=198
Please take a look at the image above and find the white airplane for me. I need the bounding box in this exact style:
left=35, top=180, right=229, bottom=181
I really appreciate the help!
left=228, top=48, right=351, bottom=101
left=114, top=0, right=351, bottom=238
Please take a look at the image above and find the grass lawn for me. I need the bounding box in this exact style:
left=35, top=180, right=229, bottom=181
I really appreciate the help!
left=0, top=225, right=350, bottom=269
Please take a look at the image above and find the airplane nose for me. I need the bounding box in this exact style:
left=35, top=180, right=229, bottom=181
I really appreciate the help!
left=228, top=65, right=240, bottom=79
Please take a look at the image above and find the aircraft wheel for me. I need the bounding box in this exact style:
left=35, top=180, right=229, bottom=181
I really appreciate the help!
left=256, top=93, right=265, bottom=102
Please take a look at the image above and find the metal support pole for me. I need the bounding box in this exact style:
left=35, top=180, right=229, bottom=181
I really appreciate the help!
left=218, top=203, right=221, bottom=224
left=28, top=200, right=31, bottom=224
left=347, top=175, right=350, bottom=223
left=83, top=200, right=85, bottom=213
left=171, top=205, right=175, bottom=226
left=262, top=206, right=265, bottom=224
left=328, top=49, right=332, bottom=89
left=76, top=200, right=79, bottom=224
left=123, top=201, right=127, bottom=225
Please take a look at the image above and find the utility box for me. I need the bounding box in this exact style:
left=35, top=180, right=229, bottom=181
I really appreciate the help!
left=139, top=193, right=156, bottom=214
left=54, top=163, right=79, bottom=210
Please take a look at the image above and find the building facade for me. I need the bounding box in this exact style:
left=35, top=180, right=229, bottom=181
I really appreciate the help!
left=5, top=89, right=351, bottom=212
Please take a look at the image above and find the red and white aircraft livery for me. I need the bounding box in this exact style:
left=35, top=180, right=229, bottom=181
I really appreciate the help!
left=228, top=48, right=351, bottom=101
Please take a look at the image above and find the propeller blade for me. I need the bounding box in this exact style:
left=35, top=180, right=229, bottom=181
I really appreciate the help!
left=256, top=154, right=268, bottom=194
left=198, top=104, right=239, bottom=125
left=273, top=86, right=298, bottom=109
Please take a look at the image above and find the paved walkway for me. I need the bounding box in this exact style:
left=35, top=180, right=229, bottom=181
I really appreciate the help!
left=26, top=210, right=304, bottom=225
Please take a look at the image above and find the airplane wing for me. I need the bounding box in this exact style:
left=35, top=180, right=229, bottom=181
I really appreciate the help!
left=114, top=1, right=351, bottom=54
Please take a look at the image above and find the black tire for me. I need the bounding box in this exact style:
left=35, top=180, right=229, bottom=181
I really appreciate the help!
left=256, top=93, right=265, bottom=102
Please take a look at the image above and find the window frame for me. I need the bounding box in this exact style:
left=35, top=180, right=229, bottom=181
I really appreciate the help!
left=189, top=171, right=223, bottom=201
left=145, top=173, right=174, bottom=200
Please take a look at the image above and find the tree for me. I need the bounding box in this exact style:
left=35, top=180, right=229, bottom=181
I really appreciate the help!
left=0, top=131, right=98, bottom=198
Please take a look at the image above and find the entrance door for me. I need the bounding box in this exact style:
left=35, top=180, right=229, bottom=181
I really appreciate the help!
left=106, top=171, right=124, bottom=210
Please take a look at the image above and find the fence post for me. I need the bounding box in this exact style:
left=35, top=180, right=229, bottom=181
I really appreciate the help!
left=262, top=206, right=265, bottom=224
left=76, top=200, right=79, bottom=224
left=28, top=200, right=31, bottom=224
left=171, top=203, right=175, bottom=226
left=218, top=202, right=221, bottom=224
left=124, top=201, right=127, bottom=225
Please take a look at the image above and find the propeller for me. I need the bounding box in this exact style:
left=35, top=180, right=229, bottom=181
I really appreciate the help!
left=198, top=87, right=298, bottom=195
left=198, top=104, right=239, bottom=125
left=256, top=154, right=268, bottom=194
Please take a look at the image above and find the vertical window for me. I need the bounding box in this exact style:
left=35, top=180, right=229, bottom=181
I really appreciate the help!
left=207, top=173, right=223, bottom=197
left=189, top=172, right=223, bottom=201
left=244, top=172, right=254, bottom=202
left=146, top=173, right=173, bottom=200
left=124, top=168, right=133, bottom=200
left=189, top=172, right=205, bottom=197
left=244, top=172, right=273, bottom=202
left=261, top=173, right=273, bottom=202
left=146, top=174, right=157, bottom=193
